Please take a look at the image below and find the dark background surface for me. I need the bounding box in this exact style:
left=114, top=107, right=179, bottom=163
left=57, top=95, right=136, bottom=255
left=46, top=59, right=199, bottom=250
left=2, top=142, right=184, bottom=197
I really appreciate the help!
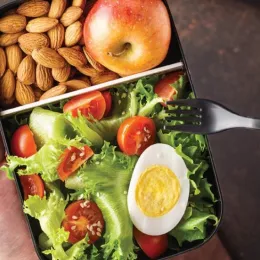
left=168, top=0, right=260, bottom=259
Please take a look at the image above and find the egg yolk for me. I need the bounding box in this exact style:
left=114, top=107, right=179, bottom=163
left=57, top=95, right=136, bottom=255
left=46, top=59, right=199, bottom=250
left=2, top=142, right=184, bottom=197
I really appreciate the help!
left=135, top=165, right=181, bottom=217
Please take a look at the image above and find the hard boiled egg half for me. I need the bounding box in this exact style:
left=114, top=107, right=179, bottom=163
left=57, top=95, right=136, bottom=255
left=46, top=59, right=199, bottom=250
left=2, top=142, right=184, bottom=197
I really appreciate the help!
left=127, top=143, right=190, bottom=236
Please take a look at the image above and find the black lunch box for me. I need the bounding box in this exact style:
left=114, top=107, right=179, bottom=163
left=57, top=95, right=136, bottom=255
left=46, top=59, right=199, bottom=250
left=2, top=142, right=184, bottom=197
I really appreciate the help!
left=0, top=0, right=223, bottom=259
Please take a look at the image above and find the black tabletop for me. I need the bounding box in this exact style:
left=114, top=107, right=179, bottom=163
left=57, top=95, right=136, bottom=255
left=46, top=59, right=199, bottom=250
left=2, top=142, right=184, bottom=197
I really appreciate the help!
left=168, top=0, right=260, bottom=259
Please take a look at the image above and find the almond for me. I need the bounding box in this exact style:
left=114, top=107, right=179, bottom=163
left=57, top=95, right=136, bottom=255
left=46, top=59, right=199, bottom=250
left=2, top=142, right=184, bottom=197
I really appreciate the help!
left=32, top=47, right=66, bottom=69
left=17, top=56, right=36, bottom=85
left=83, top=46, right=105, bottom=72
left=15, top=81, right=35, bottom=105
left=58, top=47, right=86, bottom=67
left=72, top=0, right=86, bottom=10
left=71, top=45, right=81, bottom=51
left=26, top=17, right=59, bottom=33
left=49, top=0, right=67, bottom=19
left=91, top=71, right=120, bottom=85
left=33, top=87, right=44, bottom=101
left=64, top=79, right=90, bottom=91
left=36, top=64, right=54, bottom=91
left=76, top=75, right=91, bottom=84
left=17, top=1, right=50, bottom=18
left=0, top=15, right=27, bottom=33
left=60, top=7, right=83, bottom=27
left=0, top=69, right=15, bottom=102
left=0, top=48, right=6, bottom=78
left=47, top=23, right=65, bottom=49
left=65, top=21, right=82, bottom=47
left=76, top=65, right=98, bottom=77
left=18, top=33, right=50, bottom=55
left=52, top=63, right=71, bottom=82
left=6, top=44, right=23, bottom=74
left=0, top=31, right=25, bottom=47
left=40, top=84, right=67, bottom=100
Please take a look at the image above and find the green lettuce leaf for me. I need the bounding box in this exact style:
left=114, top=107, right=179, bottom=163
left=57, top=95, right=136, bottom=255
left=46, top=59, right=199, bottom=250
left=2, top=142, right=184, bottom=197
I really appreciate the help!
left=24, top=191, right=69, bottom=249
left=66, top=142, right=138, bottom=260
left=68, top=75, right=162, bottom=142
left=169, top=207, right=219, bottom=246
left=158, top=129, right=218, bottom=245
left=2, top=137, right=85, bottom=182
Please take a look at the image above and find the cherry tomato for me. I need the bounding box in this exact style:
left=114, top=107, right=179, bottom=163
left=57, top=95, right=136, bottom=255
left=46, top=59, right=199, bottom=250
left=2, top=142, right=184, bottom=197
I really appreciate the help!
left=19, top=174, right=45, bottom=200
left=102, top=91, right=112, bottom=117
left=11, top=125, right=37, bottom=158
left=62, top=200, right=105, bottom=244
left=155, top=71, right=184, bottom=106
left=58, top=146, right=94, bottom=181
left=63, top=91, right=106, bottom=120
left=134, top=227, right=168, bottom=259
left=117, top=116, right=156, bottom=156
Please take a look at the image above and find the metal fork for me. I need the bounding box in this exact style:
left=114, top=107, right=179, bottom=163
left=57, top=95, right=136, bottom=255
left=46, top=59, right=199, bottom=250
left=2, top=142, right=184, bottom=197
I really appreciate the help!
left=163, top=99, right=260, bottom=134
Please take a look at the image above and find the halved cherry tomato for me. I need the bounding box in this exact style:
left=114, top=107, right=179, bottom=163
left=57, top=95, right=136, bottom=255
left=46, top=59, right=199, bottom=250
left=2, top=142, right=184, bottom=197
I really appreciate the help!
left=62, top=200, right=105, bottom=244
left=102, top=91, right=112, bottom=117
left=19, top=174, right=44, bottom=200
left=133, top=227, right=168, bottom=259
left=58, top=146, right=94, bottom=181
left=117, top=116, right=156, bottom=156
left=155, top=71, right=184, bottom=106
left=11, top=125, right=37, bottom=158
left=63, top=91, right=106, bottom=120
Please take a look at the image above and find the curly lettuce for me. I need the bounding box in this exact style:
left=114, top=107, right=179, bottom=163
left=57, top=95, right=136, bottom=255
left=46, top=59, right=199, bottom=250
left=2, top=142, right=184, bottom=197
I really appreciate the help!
left=2, top=137, right=86, bottom=182
left=158, top=129, right=218, bottom=245
left=66, top=142, right=138, bottom=260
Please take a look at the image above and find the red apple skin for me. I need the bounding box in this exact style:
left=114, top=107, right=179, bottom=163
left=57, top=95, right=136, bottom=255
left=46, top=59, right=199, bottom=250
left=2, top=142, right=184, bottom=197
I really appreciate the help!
left=84, top=0, right=171, bottom=76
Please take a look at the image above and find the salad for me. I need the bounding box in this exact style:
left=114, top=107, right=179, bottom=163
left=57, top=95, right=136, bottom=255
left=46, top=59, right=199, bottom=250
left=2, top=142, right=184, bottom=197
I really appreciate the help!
left=2, top=71, right=219, bottom=260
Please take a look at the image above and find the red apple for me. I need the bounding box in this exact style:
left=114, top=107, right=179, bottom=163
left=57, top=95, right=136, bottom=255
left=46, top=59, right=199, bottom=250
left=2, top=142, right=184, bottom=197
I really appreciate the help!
left=84, top=0, right=171, bottom=76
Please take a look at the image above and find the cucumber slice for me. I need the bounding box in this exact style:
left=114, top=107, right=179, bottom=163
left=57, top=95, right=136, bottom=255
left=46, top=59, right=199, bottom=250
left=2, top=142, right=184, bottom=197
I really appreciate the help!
left=29, top=107, right=76, bottom=148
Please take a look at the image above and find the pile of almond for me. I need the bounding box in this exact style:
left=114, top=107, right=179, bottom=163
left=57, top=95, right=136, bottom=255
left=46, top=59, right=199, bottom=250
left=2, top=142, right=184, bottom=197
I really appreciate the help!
left=0, top=0, right=119, bottom=108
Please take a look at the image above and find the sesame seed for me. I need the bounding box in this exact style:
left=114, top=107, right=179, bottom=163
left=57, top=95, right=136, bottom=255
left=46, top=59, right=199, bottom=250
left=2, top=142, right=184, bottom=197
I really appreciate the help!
left=80, top=203, right=85, bottom=208
left=92, top=231, right=95, bottom=236
left=68, top=147, right=72, bottom=150
left=123, top=191, right=127, bottom=195
left=72, top=215, right=78, bottom=220
left=70, top=153, right=76, bottom=162
left=160, top=207, right=164, bottom=212
left=118, top=100, right=121, bottom=105
left=147, top=135, right=151, bottom=139
left=87, top=225, right=90, bottom=230
left=97, top=221, right=101, bottom=227
left=137, top=144, right=141, bottom=149
left=71, top=226, right=76, bottom=230
left=97, top=232, right=101, bottom=237
left=136, top=131, right=141, bottom=135
left=92, top=223, right=97, bottom=227
left=97, top=227, right=101, bottom=232
left=144, top=137, right=148, bottom=142
left=79, top=152, right=85, bottom=157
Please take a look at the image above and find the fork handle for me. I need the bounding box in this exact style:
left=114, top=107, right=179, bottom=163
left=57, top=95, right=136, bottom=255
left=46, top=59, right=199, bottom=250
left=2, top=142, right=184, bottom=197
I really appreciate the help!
left=232, top=114, right=260, bottom=130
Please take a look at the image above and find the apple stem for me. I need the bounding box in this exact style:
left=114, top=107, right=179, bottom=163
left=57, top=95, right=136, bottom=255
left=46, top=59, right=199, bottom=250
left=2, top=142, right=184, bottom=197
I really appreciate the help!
left=107, top=43, right=131, bottom=57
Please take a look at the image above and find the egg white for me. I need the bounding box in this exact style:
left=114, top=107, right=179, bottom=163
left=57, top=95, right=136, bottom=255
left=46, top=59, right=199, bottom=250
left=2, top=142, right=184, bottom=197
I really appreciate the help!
left=127, top=143, right=190, bottom=236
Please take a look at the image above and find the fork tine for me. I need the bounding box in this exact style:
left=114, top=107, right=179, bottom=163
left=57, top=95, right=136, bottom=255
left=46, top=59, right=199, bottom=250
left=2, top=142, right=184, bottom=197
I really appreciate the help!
left=166, top=99, right=202, bottom=109
left=165, top=116, right=201, bottom=123
left=165, top=108, right=201, bottom=116
left=163, top=124, right=203, bottom=134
